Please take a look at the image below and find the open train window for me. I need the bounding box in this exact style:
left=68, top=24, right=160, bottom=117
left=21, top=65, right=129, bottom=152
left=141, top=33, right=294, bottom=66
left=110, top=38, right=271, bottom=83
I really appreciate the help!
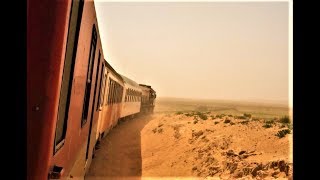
left=54, top=0, right=84, bottom=153
left=81, top=25, right=97, bottom=127
left=115, top=82, right=117, bottom=103
left=107, top=79, right=111, bottom=105
left=102, top=74, right=107, bottom=106
left=108, top=80, right=112, bottom=105
left=97, top=64, right=105, bottom=110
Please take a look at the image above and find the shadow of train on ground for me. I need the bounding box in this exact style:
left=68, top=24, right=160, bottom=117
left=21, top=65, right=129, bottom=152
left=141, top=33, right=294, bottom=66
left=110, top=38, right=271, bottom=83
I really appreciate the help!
left=85, top=115, right=152, bottom=180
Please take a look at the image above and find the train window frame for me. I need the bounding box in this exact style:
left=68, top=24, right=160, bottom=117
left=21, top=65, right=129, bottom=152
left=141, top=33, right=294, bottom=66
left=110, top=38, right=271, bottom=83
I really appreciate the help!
left=112, top=80, right=115, bottom=104
left=97, top=63, right=105, bottom=110
left=81, top=25, right=97, bottom=127
left=53, top=0, right=84, bottom=153
left=105, top=78, right=111, bottom=105
left=102, top=74, right=108, bottom=106
left=109, top=80, right=113, bottom=105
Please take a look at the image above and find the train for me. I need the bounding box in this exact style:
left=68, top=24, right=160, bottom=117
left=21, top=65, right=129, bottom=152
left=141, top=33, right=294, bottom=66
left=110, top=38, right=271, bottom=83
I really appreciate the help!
left=27, top=0, right=156, bottom=179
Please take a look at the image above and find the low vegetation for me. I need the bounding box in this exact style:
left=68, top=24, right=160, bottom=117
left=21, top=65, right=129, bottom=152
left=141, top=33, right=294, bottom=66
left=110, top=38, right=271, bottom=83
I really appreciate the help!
left=276, top=129, right=291, bottom=138
left=263, top=120, right=274, bottom=128
left=240, top=120, right=250, bottom=125
left=185, top=113, right=193, bottom=117
left=279, top=116, right=291, bottom=124
left=197, top=113, right=208, bottom=120
left=235, top=115, right=247, bottom=119
left=224, top=119, right=231, bottom=124
left=243, top=113, right=252, bottom=118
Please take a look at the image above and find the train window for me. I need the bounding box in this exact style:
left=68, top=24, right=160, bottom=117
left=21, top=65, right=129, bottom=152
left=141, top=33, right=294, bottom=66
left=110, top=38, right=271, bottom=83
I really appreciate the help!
left=117, top=83, right=119, bottom=103
left=119, top=85, right=121, bottom=103
left=116, top=83, right=119, bottom=103
left=117, top=84, right=120, bottom=103
left=97, top=64, right=105, bottom=110
left=93, top=51, right=101, bottom=107
left=102, top=75, right=107, bottom=106
left=109, top=80, right=113, bottom=104
left=112, top=80, right=115, bottom=104
left=121, top=86, right=123, bottom=102
left=114, top=81, right=117, bottom=103
left=110, top=80, right=114, bottom=104
left=81, top=25, right=97, bottom=127
left=112, top=80, right=114, bottom=104
left=107, top=79, right=111, bottom=105
left=117, top=85, right=119, bottom=103
left=54, top=0, right=84, bottom=152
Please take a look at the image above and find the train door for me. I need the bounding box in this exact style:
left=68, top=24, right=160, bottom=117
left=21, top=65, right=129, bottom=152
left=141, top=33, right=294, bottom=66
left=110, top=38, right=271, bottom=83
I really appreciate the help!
left=85, top=51, right=102, bottom=161
left=80, top=25, right=99, bottom=168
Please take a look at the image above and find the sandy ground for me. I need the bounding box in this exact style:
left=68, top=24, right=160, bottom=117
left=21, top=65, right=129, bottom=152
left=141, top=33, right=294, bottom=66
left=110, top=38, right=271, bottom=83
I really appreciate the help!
left=86, top=110, right=292, bottom=180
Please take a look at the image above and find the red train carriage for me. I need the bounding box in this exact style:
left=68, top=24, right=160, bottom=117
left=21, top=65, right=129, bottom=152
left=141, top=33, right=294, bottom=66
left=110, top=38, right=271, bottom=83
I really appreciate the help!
left=28, top=0, right=74, bottom=179
left=28, top=0, right=105, bottom=179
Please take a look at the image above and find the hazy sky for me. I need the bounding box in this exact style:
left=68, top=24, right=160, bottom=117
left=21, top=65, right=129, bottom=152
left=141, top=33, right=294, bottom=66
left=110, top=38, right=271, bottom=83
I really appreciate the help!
left=95, top=2, right=290, bottom=104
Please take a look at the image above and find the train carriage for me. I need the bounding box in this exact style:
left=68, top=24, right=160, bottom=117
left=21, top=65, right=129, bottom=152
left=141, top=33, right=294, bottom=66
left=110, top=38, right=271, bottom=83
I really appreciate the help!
left=139, top=84, right=157, bottom=113
left=120, top=75, right=142, bottom=119
left=28, top=0, right=106, bottom=179
left=96, top=62, right=124, bottom=140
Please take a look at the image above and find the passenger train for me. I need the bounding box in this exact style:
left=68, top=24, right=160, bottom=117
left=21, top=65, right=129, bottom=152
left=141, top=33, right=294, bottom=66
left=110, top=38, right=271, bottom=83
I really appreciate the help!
left=27, top=0, right=156, bottom=179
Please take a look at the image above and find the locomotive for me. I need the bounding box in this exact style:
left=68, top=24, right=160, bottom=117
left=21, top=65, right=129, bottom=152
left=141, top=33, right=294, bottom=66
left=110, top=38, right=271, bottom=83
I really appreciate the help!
left=27, top=0, right=156, bottom=179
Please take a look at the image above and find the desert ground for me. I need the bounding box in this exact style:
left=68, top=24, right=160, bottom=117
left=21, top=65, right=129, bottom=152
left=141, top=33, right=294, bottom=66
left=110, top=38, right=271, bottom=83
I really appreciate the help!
left=86, top=98, right=292, bottom=180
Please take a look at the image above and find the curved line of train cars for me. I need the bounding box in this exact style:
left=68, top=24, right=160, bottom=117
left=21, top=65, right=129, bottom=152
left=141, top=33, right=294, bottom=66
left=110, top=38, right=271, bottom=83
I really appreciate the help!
left=27, top=0, right=156, bottom=179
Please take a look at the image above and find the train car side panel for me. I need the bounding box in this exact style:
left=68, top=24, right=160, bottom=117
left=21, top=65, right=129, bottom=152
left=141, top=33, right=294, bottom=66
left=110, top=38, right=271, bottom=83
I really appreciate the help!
left=27, top=0, right=72, bottom=179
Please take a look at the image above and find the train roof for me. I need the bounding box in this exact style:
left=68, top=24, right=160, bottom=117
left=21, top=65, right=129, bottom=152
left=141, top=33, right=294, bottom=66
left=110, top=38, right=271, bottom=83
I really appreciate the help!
left=104, top=60, right=123, bottom=82
left=139, top=84, right=156, bottom=93
left=120, top=74, right=140, bottom=88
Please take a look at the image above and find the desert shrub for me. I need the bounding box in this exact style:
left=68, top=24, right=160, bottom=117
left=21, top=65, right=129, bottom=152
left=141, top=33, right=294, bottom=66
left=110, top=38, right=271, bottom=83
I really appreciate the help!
left=244, top=113, right=252, bottom=118
left=176, top=111, right=183, bottom=115
left=228, top=114, right=233, bottom=117
left=221, top=114, right=226, bottom=117
left=265, top=119, right=275, bottom=124
left=235, top=116, right=247, bottom=119
left=230, top=122, right=235, bottom=125
left=185, top=113, right=192, bottom=117
left=214, top=121, right=219, bottom=125
left=215, top=114, right=221, bottom=119
left=276, top=129, right=291, bottom=138
left=240, top=120, right=249, bottom=125
left=196, top=112, right=208, bottom=120
left=279, top=116, right=291, bottom=124
left=224, top=119, right=231, bottom=123
left=252, top=117, right=259, bottom=121
left=152, top=128, right=157, bottom=133
left=199, top=114, right=208, bottom=120
left=262, top=123, right=272, bottom=128
left=263, top=119, right=275, bottom=128
left=210, top=115, right=215, bottom=119
left=158, top=128, right=163, bottom=133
